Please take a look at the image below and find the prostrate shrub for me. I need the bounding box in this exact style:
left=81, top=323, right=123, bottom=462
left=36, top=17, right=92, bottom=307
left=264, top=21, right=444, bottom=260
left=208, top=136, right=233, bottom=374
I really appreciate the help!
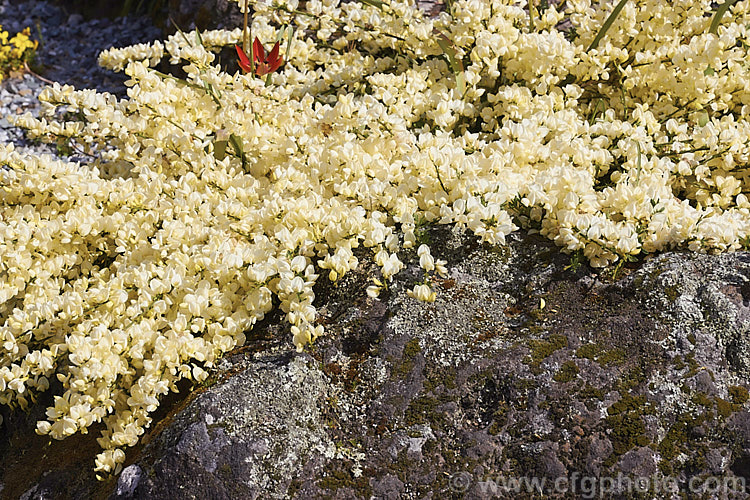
left=2, top=0, right=750, bottom=475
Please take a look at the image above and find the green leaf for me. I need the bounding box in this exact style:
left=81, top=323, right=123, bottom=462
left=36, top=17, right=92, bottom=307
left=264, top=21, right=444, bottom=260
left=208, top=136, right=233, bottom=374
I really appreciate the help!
left=588, top=98, right=605, bottom=125
left=636, top=141, right=642, bottom=170
left=704, top=65, right=715, bottom=76
left=262, top=26, right=294, bottom=87
left=229, top=134, right=248, bottom=172
left=213, top=140, right=228, bottom=161
left=360, top=0, right=385, bottom=11
left=697, top=109, right=709, bottom=127
left=443, top=0, right=453, bottom=17
left=710, top=0, right=740, bottom=35
left=204, top=82, right=222, bottom=106
left=275, top=26, right=286, bottom=45
left=229, top=134, right=243, bottom=157
left=436, top=32, right=466, bottom=95
left=284, top=26, right=295, bottom=64
left=587, top=0, right=629, bottom=52
left=195, top=28, right=204, bottom=47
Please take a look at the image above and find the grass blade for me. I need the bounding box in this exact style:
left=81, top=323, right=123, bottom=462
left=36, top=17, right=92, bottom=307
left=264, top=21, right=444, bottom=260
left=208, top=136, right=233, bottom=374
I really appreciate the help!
left=170, top=17, right=193, bottom=48
left=709, top=0, right=740, bottom=35
left=587, top=0, right=629, bottom=52
left=284, top=26, right=295, bottom=63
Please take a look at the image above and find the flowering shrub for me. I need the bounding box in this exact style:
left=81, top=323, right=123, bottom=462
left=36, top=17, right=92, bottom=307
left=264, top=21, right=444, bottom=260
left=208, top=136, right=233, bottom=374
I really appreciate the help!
left=3, top=0, right=750, bottom=476
left=0, top=26, right=38, bottom=81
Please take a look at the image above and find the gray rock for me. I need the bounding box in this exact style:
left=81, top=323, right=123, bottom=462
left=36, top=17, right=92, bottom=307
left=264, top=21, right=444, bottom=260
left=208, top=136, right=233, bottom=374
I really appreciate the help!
left=117, top=354, right=334, bottom=499
left=113, top=466, right=142, bottom=498
left=67, top=13, right=84, bottom=26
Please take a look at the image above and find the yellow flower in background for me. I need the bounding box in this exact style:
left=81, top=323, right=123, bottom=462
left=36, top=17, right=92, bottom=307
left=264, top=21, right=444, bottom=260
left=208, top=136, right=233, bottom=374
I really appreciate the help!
left=0, top=26, right=38, bottom=81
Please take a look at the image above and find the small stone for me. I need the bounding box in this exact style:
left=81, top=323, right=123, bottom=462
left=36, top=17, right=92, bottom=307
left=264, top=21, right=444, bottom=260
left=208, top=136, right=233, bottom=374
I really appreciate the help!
left=371, top=474, right=404, bottom=498
left=115, top=465, right=143, bottom=497
left=68, top=13, right=84, bottom=25
left=617, top=447, right=657, bottom=477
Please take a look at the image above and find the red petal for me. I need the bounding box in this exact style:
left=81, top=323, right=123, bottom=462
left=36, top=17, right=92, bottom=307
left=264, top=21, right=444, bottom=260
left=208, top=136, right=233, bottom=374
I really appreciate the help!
left=265, top=42, right=283, bottom=74
left=267, top=55, right=283, bottom=74
left=252, top=37, right=265, bottom=66
left=267, top=42, right=281, bottom=63
left=235, top=45, right=252, bottom=73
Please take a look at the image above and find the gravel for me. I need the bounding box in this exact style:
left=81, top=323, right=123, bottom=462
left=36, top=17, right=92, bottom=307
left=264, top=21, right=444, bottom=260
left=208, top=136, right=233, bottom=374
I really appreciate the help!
left=0, top=0, right=162, bottom=157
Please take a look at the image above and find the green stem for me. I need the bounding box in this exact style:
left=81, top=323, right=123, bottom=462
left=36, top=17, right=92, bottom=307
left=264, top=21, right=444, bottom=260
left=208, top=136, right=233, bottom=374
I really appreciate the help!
left=709, top=0, right=740, bottom=35
left=244, top=0, right=253, bottom=74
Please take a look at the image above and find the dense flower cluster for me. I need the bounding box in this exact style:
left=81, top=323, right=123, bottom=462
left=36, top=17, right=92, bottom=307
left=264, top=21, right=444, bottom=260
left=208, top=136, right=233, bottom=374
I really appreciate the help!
left=0, top=26, right=37, bottom=81
left=3, top=0, right=750, bottom=476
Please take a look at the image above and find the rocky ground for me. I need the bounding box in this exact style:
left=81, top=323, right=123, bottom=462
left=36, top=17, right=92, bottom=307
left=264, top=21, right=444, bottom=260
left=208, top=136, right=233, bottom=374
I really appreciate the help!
left=0, top=0, right=162, bottom=160
left=2, top=1, right=750, bottom=499
left=2, top=224, right=750, bottom=499
left=106, top=227, right=750, bottom=499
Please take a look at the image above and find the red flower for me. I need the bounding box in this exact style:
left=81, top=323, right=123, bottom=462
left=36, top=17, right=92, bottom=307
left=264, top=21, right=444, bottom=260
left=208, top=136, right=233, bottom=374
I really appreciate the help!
left=236, top=37, right=283, bottom=76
